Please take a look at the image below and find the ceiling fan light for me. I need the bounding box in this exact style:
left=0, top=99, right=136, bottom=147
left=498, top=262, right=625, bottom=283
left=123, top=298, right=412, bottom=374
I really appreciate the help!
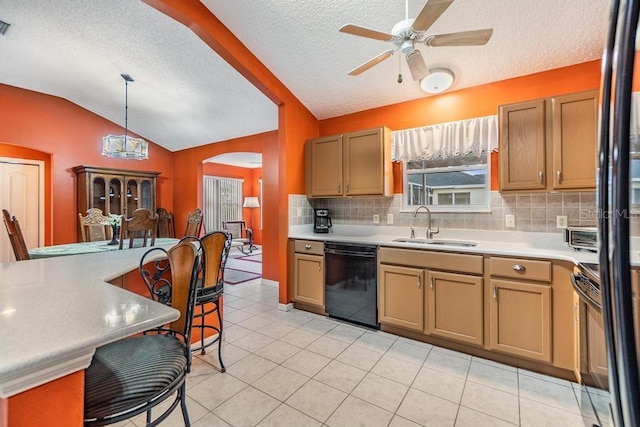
left=420, top=68, right=455, bottom=94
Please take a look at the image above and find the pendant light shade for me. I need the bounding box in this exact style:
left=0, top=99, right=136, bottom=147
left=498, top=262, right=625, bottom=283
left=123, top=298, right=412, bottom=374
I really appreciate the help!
left=102, top=74, right=148, bottom=160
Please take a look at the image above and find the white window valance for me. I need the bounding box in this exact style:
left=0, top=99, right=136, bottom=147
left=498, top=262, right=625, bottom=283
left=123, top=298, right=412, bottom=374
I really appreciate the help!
left=391, top=115, right=499, bottom=162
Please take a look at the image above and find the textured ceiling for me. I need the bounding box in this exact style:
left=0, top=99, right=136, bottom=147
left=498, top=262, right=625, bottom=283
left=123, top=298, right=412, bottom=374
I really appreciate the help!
left=0, top=0, right=277, bottom=152
left=0, top=0, right=611, bottom=153
left=203, top=0, right=611, bottom=119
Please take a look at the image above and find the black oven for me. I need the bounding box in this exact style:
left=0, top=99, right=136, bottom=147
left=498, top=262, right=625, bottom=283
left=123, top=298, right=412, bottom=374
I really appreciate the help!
left=571, top=263, right=610, bottom=426
left=324, top=242, right=378, bottom=329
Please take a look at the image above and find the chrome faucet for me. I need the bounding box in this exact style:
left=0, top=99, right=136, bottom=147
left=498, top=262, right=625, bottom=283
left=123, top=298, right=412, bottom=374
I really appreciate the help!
left=413, top=205, right=440, bottom=239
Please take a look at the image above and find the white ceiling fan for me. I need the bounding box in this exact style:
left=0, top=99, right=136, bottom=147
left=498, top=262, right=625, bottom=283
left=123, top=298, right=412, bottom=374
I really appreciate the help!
left=339, top=0, right=493, bottom=83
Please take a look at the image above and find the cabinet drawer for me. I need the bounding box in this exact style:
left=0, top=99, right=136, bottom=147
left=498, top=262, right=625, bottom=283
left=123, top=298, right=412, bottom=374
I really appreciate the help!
left=294, top=240, right=325, bottom=255
left=490, top=257, right=551, bottom=282
left=379, top=247, right=483, bottom=275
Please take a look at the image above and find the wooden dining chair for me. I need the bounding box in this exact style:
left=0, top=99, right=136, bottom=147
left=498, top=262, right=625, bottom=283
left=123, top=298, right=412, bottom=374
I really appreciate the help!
left=2, top=209, right=30, bottom=261
left=184, top=208, right=203, bottom=238
left=156, top=207, right=175, bottom=238
left=84, top=240, right=201, bottom=426
left=78, top=208, right=112, bottom=242
left=119, top=208, right=159, bottom=249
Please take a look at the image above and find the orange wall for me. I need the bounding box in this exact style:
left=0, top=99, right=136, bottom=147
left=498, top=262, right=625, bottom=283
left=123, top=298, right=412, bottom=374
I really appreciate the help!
left=320, top=60, right=601, bottom=191
left=146, top=0, right=320, bottom=292
left=0, top=84, right=174, bottom=244
left=2, top=371, right=84, bottom=426
left=201, top=162, right=263, bottom=244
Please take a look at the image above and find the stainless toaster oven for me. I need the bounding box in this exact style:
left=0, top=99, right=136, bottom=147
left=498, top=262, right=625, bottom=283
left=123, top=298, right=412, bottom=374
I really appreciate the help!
left=564, top=226, right=598, bottom=251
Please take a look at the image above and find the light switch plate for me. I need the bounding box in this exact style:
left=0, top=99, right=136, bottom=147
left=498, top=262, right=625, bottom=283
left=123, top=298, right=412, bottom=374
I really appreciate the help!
left=505, top=214, right=515, bottom=228
left=387, top=213, right=394, bottom=224
left=373, top=214, right=380, bottom=224
left=557, top=215, right=568, bottom=229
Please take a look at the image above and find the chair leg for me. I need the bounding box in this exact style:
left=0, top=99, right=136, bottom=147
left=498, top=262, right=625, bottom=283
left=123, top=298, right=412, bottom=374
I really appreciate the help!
left=216, top=303, right=225, bottom=373
left=179, top=383, right=191, bottom=426
left=199, top=304, right=206, bottom=355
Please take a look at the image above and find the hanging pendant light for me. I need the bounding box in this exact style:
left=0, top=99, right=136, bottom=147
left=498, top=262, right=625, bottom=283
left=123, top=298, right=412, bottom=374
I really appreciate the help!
left=102, top=74, right=149, bottom=160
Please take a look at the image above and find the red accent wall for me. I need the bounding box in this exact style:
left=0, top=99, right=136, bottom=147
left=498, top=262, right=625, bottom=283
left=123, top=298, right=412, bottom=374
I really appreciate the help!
left=0, top=84, right=174, bottom=244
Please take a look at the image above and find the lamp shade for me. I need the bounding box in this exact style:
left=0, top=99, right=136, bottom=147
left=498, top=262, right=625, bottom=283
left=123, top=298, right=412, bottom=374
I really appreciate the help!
left=420, top=68, right=455, bottom=94
left=243, top=196, right=260, bottom=208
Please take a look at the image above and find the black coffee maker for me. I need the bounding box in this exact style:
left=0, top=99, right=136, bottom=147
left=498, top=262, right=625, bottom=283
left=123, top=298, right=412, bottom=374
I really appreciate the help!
left=314, top=209, right=332, bottom=233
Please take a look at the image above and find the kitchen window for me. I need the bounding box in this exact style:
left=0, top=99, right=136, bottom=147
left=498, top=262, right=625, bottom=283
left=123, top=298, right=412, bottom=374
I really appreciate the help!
left=403, top=152, right=490, bottom=212
left=393, top=115, right=497, bottom=213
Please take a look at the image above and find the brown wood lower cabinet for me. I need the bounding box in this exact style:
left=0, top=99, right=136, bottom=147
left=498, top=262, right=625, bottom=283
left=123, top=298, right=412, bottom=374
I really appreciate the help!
left=378, top=265, right=424, bottom=331
left=489, top=279, right=552, bottom=362
left=293, top=253, right=324, bottom=308
left=426, top=271, right=483, bottom=346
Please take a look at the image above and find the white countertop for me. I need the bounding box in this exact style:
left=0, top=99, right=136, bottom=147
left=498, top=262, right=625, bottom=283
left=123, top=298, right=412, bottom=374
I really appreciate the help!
left=0, top=243, right=180, bottom=398
left=290, top=225, right=602, bottom=265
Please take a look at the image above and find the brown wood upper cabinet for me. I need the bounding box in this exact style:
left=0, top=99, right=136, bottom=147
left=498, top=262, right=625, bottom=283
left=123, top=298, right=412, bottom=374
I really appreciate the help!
left=499, top=90, right=598, bottom=192
left=551, top=91, right=599, bottom=189
left=499, top=100, right=546, bottom=191
left=305, top=127, right=393, bottom=197
left=74, top=165, right=159, bottom=218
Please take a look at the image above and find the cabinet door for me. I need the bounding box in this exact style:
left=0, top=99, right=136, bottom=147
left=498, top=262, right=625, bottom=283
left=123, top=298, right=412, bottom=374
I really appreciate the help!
left=499, top=100, right=546, bottom=190
left=426, top=271, right=483, bottom=346
left=378, top=265, right=424, bottom=331
left=552, top=91, right=598, bottom=190
left=307, top=135, right=343, bottom=197
left=344, top=128, right=384, bottom=195
left=489, top=279, right=552, bottom=362
left=293, top=253, right=324, bottom=308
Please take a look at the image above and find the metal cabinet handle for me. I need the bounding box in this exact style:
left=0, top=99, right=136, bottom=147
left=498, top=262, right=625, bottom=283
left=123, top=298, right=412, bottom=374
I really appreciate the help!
left=512, top=264, right=526, bottom=272
left=493, top=286, right=497, bottom=299
left=417, top=275, right=421, bottom=288
left=538, top=171, right=543, bottom=184
left=318, top=262, right=321, bottom=272
left=338, top=184, right=341, bottom=193
left=305, top=244, right=311, bottom=250
left=430, top=277, right=434, bottom=289
left=556, top=170, right=562, bottom=184
left=346, top=183, right=350, bottom=192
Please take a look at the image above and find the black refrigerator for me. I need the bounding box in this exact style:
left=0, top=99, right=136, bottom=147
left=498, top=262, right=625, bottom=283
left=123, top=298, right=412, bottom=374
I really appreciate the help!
left=598, top=0, right=640, bottom=425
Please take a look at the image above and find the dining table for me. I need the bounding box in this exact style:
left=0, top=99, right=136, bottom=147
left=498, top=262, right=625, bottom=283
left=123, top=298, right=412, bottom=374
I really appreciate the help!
left=28, top=237, right=179, bottom=258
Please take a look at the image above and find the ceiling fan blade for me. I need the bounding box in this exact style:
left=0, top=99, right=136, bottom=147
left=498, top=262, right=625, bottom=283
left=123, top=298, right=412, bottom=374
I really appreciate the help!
left=411, top=0, right=454, bottom=33
left=339, top=24, right=394, bottom=42
left=406, top=50, right=429, bottom=81
left=348, top=49, right=395, bottom=76
left=425, top=28, right=493, bottom=47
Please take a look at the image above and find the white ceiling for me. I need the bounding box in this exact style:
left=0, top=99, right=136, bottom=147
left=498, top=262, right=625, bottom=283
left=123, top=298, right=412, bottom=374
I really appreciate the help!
left=206, top=152, right=263, bottom=169
left=0, top=0, right=611, bottom=154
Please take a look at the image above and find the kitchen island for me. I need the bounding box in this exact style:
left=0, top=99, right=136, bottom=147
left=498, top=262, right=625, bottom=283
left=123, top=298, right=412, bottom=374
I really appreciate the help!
left=0, top=243, right=179, bottom=426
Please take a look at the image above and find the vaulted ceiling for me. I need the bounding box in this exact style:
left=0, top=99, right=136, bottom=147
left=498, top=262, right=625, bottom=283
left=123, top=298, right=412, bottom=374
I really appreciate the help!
left=0, top=0, right=611, bottom=154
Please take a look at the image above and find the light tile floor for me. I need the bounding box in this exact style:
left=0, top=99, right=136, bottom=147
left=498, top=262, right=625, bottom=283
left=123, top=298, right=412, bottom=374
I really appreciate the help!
left=120, top=278, right=610, bottom=427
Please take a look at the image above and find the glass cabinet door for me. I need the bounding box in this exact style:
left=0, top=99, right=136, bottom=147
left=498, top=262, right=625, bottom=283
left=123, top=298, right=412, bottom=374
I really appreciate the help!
left=126, top=179, right=139, bottom=216
left=109, top=178, right=123, bottom=215
left=140, top=180, right=152, bottom=210
left=91, top=177, right=106, bottom=213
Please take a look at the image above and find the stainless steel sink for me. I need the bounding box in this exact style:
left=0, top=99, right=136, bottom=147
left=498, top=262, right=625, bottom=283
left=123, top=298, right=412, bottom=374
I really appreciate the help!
left=393, top=238, right=477, bottom=247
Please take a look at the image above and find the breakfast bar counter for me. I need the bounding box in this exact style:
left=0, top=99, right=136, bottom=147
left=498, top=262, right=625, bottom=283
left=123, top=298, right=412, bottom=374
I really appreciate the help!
left=0, top=243, right=179, bottom=424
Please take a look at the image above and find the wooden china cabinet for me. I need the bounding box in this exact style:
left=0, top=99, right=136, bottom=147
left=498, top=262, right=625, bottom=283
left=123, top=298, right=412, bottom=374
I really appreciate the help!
left=73, top=165, right=160, bottom=218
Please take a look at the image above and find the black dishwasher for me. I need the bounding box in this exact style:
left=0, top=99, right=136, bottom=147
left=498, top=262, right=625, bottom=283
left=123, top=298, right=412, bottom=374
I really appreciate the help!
left=324, top=242, right=379, bottom=329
